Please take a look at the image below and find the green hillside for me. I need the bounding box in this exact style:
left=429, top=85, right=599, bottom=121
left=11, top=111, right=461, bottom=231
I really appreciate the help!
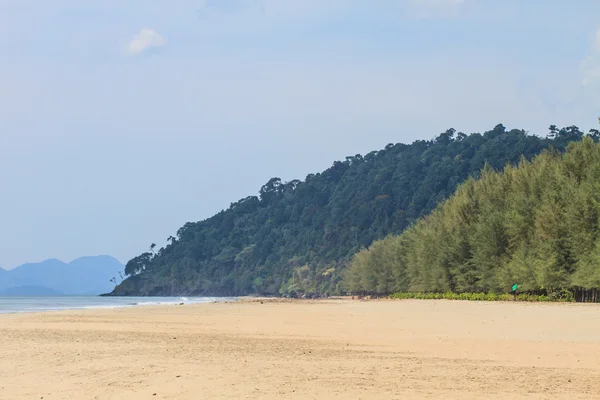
left=111, top=124, right=589, bottom=296
left=345, top=135, right=600, bottom=302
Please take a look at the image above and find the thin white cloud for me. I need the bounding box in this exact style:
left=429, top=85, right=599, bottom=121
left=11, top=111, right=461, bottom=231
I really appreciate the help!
left=195, top=0, right=467, bottom=24
left=407, top=0, right=466, bottom=17
left=411, top=0, right=465, bottom=7
left=126, top=28, right=166, bottom=56
left=580, top=28, right=600, bottom=87
left=197, top=0, right=264, bottom=15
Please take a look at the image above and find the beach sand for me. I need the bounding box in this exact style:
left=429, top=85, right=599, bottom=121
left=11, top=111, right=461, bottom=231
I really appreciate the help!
left=1, top=299, right=600, bottom=399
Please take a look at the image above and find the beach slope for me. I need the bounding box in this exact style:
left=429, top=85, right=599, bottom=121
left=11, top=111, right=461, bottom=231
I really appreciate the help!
left=1, top=299, right=599, bottom=399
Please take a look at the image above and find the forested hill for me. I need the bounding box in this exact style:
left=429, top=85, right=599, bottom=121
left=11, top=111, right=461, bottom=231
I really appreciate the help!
left=344, top=136, right=600, bottom=301
left=111, top=124, right=591, bottom=297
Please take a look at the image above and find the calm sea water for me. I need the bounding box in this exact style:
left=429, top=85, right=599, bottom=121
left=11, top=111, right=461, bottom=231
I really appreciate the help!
left=0, top=296, right=236, bottom=314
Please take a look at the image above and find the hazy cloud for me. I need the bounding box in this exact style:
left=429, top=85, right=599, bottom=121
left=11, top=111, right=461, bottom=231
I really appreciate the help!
left=410, top=0, right=465, bottom=7
left=406, top=0, right=466, bottom=17
left=194, top=0, right=468, bottom=24
left=580, top=29, right=600, bottom=87
left=197, top=0, right=264, bottom=16
left=126, top=28, right=166, bottom=55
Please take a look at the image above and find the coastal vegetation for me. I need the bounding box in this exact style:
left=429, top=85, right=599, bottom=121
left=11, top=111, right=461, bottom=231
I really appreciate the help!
left=112, top=124, right=591, bottom=297
left=345, top=136, right=600, bottom=302
left=388, top=291, right=573, bottom=302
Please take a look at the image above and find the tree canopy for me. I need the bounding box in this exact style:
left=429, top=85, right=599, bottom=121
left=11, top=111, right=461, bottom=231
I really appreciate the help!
left=111, top=124, right=589, bottom=297
left=344, top=136, right=600, bottom=301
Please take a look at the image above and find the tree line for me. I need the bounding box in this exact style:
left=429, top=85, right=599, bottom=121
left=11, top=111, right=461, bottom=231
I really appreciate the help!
left=111, top=124, right=590, bottom=297
left=344, top=136, right=600, bottom=302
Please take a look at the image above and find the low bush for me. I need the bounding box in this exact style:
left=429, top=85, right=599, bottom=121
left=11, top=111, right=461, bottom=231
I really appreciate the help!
left=389, top=292, right=573, bottom=302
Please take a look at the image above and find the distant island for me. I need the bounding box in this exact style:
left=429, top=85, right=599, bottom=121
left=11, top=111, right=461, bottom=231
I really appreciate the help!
left=110, top=125, right=597, bottom=298
left=0, top=256, right=124, bottom=296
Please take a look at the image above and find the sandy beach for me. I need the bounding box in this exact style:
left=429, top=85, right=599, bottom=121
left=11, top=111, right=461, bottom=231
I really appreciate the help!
left=1, top=299, right=600, bottom=399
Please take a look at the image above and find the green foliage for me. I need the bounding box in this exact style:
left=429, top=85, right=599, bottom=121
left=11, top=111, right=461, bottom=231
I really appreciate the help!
left=346, top=136, right=600, bottom=302
left=124, top=252, right=153, bottom=277
left=113, top=124, right=587, bottom=296
left=389, top=292, right=572, bottom=302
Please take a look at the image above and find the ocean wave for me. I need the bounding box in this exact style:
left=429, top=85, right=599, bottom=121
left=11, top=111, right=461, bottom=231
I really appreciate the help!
left=0, top=296, right=238, bottom=314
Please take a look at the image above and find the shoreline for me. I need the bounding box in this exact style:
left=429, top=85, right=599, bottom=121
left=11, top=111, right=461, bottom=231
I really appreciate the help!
left=1, top=294, right=598, bottom=317
left=0, top=295, right=241, bottom=316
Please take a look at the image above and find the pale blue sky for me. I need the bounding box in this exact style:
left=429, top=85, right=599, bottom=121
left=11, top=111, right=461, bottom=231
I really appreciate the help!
left=1, top=0, right=599, bottom=268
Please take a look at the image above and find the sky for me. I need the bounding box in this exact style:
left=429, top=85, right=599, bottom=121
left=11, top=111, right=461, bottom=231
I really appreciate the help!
left=0, top=0, right=599, bottom=269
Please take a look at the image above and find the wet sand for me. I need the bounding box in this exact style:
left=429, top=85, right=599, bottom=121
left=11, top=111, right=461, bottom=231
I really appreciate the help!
left=1, top=298, right=599, bottom=399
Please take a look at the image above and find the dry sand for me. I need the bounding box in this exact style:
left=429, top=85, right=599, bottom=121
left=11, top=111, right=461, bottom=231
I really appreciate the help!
left=1, top=299, right=600, bottom=399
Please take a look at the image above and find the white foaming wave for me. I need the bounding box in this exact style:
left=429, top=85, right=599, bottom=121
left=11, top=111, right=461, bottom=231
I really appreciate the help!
left=132, top=301, right=176, bottom=306
left=130, top=297, right=228, bottom=307
left=0, top=296, right=239, bottom=314
left=80, top=304, right=132, bottom=310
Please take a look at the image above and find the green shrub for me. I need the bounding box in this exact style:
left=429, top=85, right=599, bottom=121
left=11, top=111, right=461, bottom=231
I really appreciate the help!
left=389, top=291, right=574, bottom=303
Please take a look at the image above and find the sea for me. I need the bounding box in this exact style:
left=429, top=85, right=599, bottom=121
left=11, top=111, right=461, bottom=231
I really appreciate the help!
left=0, top=296, right=235, bottom=314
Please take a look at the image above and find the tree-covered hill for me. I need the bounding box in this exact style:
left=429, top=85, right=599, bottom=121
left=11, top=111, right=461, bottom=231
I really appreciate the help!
left=111, top=124, right=591, bottom=297
left=345, top=136, right=600, bottom=302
